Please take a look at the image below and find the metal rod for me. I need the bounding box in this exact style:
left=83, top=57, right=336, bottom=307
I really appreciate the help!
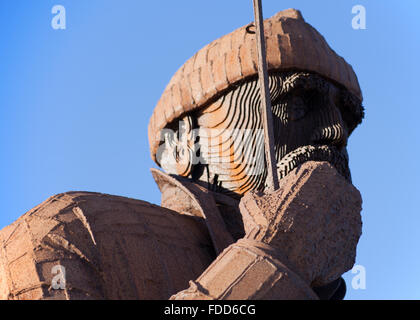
left=252, top=0, right=279, bottom=190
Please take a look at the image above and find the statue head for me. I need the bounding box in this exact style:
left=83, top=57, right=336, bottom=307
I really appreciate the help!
left=149, top=9, right=364, bottom=197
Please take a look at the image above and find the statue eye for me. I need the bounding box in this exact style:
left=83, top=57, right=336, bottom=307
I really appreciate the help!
left=305, top=89, right=325, bottom=108
left=288, top=96, right=307, bottom=121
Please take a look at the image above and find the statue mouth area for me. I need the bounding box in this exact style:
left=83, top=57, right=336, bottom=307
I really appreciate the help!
left=276, top=145, right=351, bottom=183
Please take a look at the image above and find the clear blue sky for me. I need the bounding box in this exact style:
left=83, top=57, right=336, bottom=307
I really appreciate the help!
left=1, top=0, right=419, bottom=300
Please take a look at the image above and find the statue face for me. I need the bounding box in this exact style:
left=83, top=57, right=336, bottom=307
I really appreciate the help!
left=158, top=71, right=363, bottom=197
left=272, top=72, right=354, bottom=183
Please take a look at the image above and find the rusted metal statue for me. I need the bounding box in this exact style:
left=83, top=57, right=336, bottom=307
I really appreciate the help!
left=0, top=8, right=364, bottom=300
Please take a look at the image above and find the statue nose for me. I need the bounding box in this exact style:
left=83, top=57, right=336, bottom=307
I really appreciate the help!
left=310, top=104, right=348, bottom=150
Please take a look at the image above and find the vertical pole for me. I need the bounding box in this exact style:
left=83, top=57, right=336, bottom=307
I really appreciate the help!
left=252, top=0, right=279, bottom=190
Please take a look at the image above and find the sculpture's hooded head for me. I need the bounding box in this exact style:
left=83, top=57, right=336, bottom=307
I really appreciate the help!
left=148, top=8, right=364, bottom=197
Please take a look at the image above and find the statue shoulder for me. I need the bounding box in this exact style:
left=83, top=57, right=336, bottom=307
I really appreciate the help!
left=0, top=191, right=215, bottom=300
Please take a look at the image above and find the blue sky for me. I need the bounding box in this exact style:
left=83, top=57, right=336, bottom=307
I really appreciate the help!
left=0, top=0, right=419, bottom=299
